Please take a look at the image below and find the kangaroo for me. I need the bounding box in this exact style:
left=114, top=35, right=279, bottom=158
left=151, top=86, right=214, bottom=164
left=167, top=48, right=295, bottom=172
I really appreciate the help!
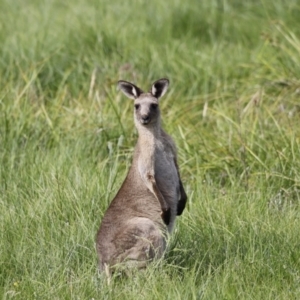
left=96, top=78, right=187, bottom=274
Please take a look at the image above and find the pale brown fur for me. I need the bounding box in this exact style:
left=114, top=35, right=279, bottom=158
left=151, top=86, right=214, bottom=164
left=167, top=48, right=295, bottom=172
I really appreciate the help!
left=96, top=79, right=187, bottom=274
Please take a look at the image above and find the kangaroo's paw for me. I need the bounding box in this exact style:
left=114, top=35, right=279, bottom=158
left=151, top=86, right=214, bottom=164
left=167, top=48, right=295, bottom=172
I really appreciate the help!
left=161, top=207, right=171, bottom=225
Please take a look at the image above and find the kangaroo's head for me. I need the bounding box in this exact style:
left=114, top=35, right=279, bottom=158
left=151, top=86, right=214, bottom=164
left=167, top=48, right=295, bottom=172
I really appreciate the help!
left=117, top=78, right=169, bottom=128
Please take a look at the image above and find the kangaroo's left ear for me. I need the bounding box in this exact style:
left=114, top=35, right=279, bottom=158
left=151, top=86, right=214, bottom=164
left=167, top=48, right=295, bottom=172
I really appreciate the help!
left=151, top=78, right=169, bottom=99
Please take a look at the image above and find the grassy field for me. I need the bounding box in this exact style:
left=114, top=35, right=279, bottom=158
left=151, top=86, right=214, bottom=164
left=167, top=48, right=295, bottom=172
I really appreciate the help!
left=1, top=0, right=300, bottom=299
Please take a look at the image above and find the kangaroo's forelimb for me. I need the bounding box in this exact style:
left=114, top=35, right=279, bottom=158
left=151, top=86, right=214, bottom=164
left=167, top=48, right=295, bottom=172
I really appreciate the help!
left=140, top=168, right=171, bottom=225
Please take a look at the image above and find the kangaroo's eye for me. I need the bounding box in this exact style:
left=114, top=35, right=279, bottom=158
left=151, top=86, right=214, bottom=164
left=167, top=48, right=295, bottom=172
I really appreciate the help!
left=151, top=103, right=158, bottom=110
left=134, top=104, right=140, bottom=110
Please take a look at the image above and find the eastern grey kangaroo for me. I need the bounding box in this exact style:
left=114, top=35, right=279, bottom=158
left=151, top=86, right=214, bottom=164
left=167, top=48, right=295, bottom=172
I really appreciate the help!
left=96, top=78, right=187, bottom=274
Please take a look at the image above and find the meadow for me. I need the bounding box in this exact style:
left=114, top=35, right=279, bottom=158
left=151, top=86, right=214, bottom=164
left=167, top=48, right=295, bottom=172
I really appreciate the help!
left=1, top=0, right=300, bottom=299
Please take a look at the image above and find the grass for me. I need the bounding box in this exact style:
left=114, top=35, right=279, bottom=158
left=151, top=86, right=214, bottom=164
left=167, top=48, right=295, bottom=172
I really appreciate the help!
left=1, top=0, right=300, bottom=298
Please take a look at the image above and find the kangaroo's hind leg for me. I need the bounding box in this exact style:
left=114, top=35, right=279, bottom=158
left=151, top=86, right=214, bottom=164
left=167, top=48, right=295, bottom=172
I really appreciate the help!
left=110, top=217, right=166, bottom=273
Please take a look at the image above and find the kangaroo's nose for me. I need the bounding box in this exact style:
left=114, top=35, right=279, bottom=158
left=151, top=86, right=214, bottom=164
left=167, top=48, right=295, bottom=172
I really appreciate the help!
left=141, top=115, right=150, bottom=124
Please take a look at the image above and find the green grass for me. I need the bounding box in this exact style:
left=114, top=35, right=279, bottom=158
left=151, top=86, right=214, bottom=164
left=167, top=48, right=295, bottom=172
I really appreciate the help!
left=1, top=0, right=300, bottom=298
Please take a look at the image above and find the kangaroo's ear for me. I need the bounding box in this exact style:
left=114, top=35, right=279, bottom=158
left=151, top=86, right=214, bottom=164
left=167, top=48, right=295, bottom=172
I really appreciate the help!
left=117, top=80, right=143, bottom=100
left=151, top=78, right=169, bottom=99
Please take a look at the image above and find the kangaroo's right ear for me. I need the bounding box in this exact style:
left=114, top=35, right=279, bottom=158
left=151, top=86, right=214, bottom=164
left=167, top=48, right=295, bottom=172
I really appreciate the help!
left=117, top=80, right=143, bottom=100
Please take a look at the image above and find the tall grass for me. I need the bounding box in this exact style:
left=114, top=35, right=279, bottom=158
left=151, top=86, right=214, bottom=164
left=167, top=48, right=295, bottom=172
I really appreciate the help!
left=1, top=0, right=300, bottom=299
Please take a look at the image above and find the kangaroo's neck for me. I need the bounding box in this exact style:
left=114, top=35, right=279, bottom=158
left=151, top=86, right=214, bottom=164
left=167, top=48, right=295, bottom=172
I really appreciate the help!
left=136, top=122, right=163, bottom=158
